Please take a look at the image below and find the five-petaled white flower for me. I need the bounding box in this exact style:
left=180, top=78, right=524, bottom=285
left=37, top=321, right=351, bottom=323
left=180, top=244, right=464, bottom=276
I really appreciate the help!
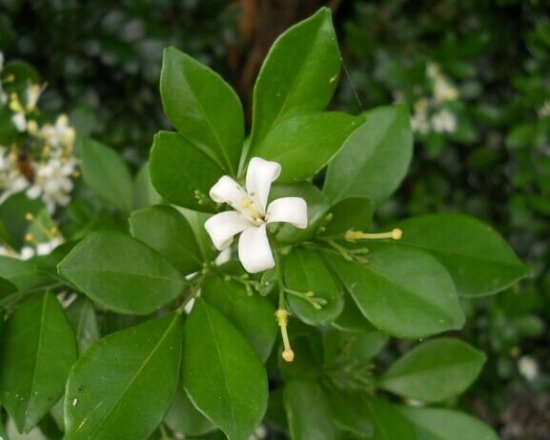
left=205, top=157, right=308, bottom=273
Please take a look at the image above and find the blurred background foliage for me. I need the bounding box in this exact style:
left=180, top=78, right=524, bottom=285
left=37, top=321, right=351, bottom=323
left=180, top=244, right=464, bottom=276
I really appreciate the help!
left=1, top=0, right=549, bottom=438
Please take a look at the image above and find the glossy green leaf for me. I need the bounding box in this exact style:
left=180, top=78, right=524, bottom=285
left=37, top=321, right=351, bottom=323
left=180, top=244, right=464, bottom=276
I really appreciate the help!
left=149, top=131, right=224, bottom=212
left=164, top=389, right=215, bottom=437
left=361, top=395, right=417, bottom=440
left=0, top=292, right=77, bottom=432
left=0, top=275, right=17, bottom=295
left=177, top=208, right=218, bottom=263
left=81, top=138, right=134, bottom=213
left=325, top=244, right=465, bottom=338
left=182, top=299, right=268, bottom=440
left=252, top=112, right=364, bottom=183
left=323, top=104, right=413, bottom=205
left=325, top=389, right=374, bottom=437
left=202, top=274, right=277, bottom=362
left=395, top=213, right=530, bottom=296
left=321, top=197, right=374, bottom=238
left=129, top=205, right=203, bottom=275
left=133, top=161, right=162, bottom=209
left=284, top=249, right=343, bottom=325
left=58, top=232, right=187, bottom=315
left=65, top=313, right=183, bottom=439
left=323, top=327, right=388, bottom=367
left=283, top=380, right=338, bottom=440
left=0, top=257, right=51, bottom=293
left=270, top=182, right=330, bottom=244
left=379, top=338, right=486, bottom=403
left=160, top=47, right=244, bottom=175
left=250, top=7, right=341, bottom=148
left=398, top=406, right=499, bottom=440
left=65, top=296, right=100, bottom=354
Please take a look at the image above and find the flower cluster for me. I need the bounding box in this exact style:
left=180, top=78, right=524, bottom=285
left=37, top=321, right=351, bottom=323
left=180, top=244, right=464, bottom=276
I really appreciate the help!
left=409, top=62, right=460, bottom=135
left=205, top=157, right=308, bottom=273
left=0, top=52, right=78, bottom=214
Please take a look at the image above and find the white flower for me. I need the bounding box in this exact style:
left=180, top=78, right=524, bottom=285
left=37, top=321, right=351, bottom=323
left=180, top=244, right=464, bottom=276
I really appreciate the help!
left=431, top=109, right=457, bottom=133
left=205, top=157, right=308, bottom=273
left=26, top=157, right=77, bottom=213
left=518, top=355, right=538, bottom=382
left=40, top=114, right=76, bottom=150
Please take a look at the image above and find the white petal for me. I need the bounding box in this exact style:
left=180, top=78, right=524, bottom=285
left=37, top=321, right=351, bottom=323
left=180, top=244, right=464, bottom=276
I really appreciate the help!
left=238, top=224, right=275, bottom=273
left=205, top=211, right=251, bottom=250
left=266, top=197, right=308, bottom=228
left=245, top=157, right=281, bottom=212
left=209, top=176, right=248, bottom=209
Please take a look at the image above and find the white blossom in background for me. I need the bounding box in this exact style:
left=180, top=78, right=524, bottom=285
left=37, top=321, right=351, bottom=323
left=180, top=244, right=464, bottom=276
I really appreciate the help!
left=410, top=99, right=431, bottom=135
left=26, top=157, right=77, bottom=214
left=518, top=355, right=539, bottom=382
left=409, top=62, right=460, bottom=136
left=431, top=109, right=457, bottom=133
left=205, top=157, right=308, bottom=273
left=537, top=100, right=550, bottom=119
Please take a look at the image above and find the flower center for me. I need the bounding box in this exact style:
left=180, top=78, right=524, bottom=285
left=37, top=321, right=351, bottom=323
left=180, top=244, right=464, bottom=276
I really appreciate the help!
left=240, top=197, right=265, bottom=224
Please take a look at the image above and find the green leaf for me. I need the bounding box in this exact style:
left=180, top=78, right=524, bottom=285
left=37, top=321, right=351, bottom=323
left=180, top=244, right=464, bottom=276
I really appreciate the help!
left=251, top=112, right=364, bottom=183
left=0, top=192, right=44, bottom=248
left=182, top=299, right=268, bottom=440
left=164, top=388, right=215, bottom=437
left=323, top=327, right=388, bottom=367
left=160, top=47, right=244, bottom=175
left=0, top=275, right=17, bottom=295
left=133, top=161, right=162, bottom=209
left=325, top=389, right=374, bottom=437
left=360, top=395, right=417, bottom=440
left=250, top=7, right=341, bottom=148
left=378, top=338, right=486, bottom=403
left=283, top=380, right=338, bottom=440
left=321, top=197, right=374, bottom=238
left=149, top=131, right=224, bottom=212
left=395, top=213, right=530, bottom=296
left=58, top=232, right=187, bottom=315
left=129, top=205, right=203, bottom=275
left=65, top=313, right=183, bottom=439
left=177, top=208, right=218, bottom=262
left=0, top=292, right=78, bottom=432
left=398, top=406, right=499, bottom=440
left=0, top=257, right=52, bottom=293
left=323, top=104, right=413, bottom=205
left=325, top=244, right=465, bottom=338
left=202, top=274, right=277, bottom=362
left=270, top=182, right=330, bottom=244
left=284, top=249, right=343, bottom=325
left=81, top=138, right=134, bottom=213
left=65, top=296, right=100, bottom=354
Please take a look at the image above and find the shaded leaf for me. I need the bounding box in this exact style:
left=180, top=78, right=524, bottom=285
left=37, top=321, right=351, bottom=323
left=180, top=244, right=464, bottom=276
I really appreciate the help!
left=65, top=313, right=183, bottom=439
left=149, top=131, right=224, bottom=212
left=324, top=104, right=413, bottom=205
left=129, top=205, right=203, bottom=275
left=325, top=244, right=465, bottom=338
left=0, top=292, right=77, bottom=432
left=58, top=232, right=187, bottom=315
left=379, top=338, right=486, bottom=403
left=250, top=7, right=341, bottom=148
left=395, top=213, right=530, bottom=296
left=182, top=299, right=267, bottom=440
left=81, top=138, right=134, bottom=213
left=161, top=47, right=244, bottom=175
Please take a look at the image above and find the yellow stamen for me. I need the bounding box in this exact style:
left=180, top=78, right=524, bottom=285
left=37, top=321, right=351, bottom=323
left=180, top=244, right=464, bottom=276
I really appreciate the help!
left=241, top=197, right=253, bottom=209
left=25, top=212, right=34, bottom=221
left=25, top=233, right=35, bottom=242
left=275, top=309, right=294, bottom=362
left=345, top=228, right=402, bottom=242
